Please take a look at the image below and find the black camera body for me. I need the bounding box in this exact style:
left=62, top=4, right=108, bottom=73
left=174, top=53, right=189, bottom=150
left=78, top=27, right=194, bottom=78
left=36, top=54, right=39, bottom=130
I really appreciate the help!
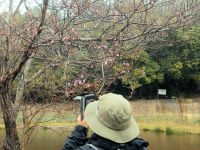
left=74, top=94, right=98, bottom=120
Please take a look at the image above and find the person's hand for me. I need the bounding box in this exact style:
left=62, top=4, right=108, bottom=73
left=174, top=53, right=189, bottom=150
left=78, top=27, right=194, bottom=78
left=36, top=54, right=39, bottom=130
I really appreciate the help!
left=77, top=115, right=89, bottom=129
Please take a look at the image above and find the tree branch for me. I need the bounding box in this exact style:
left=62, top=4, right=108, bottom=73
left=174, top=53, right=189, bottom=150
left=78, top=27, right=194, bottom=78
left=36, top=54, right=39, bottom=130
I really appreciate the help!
left=6, top=0, right=49, bottom=83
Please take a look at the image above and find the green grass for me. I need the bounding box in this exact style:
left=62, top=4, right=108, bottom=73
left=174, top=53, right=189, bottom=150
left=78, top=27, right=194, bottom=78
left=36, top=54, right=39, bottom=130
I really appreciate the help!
left=141, top=125, right=194, bottom=135
left=165, top=127, right=175, bottom=135
left=42, top=126, right=49, bottom=130
left=142, top=128, right=150, bottom=132
left=15, top=114, right=77, bottom=124
left=138, top=121, right=200, bottom=135
left=0, top=124, right=4, bottom=129
left=152, top=127, right=164, bottom=133
left=195, top=119, right=200, bottom=124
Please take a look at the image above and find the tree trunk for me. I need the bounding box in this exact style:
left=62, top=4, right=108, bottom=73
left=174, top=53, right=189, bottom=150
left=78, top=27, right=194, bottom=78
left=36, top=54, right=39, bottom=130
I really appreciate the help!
left=0, top=82, right=21, bottom=150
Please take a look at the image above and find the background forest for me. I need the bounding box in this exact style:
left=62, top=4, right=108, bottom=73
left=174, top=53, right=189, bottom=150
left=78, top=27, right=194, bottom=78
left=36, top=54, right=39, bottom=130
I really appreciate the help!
left=6, top=0, right=199, bottom=103
left=0, top=0, right=200, bottom=150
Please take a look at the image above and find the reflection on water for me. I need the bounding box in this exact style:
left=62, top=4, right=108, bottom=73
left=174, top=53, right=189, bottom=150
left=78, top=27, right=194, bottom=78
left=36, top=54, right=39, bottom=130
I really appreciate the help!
left=140, top=132, right=200, bottom=150
left=0, top=129, right=68, bottom=150
left=0, top=129, right=200, bottom=150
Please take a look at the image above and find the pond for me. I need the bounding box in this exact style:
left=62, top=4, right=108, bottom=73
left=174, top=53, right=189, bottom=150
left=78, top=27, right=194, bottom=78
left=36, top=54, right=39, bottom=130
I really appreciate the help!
left=1, top=129, right=200, bottom=150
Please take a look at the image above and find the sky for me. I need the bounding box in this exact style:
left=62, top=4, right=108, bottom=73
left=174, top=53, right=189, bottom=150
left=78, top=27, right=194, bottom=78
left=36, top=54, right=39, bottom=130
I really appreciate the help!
left=0, top=0, right=186, bottom=13
left=0, top=0, right=41, bottom=13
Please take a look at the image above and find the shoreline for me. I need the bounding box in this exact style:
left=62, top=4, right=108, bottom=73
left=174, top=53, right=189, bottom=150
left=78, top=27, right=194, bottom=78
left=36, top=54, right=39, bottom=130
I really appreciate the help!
left=138, top=122, right=200, bottom=135
left=1, top=121, right=200, bottom=135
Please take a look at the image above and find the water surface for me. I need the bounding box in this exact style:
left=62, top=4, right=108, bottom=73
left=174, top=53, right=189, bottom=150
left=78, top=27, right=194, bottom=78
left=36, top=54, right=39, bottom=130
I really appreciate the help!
left=0, top=129, right=200, bottom=150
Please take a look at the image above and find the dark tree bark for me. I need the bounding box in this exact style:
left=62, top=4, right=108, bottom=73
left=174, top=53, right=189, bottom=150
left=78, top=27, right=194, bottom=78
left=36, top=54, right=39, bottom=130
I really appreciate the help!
left=0, top=81, right=20, bottom=150
left=0, top=0, right=49, bottom=149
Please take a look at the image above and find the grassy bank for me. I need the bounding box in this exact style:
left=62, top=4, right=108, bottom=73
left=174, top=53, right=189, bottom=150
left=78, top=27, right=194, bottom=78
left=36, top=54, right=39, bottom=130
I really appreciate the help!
left=0, top=120, right=200, bottom=135
left=132, top=99, right=200, bottom=135
left=138, top=121, right=200, bottom=135
left=0, top=120, right=199, bottom=135
left=0, top=124, right=4, bottom=130
left=0, top=99, right=200, bottom=135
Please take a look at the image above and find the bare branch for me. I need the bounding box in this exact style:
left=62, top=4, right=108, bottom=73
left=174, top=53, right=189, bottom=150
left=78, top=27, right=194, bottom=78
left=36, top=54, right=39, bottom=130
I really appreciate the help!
left=13, top=0, right=24, bottom=16
left=8, top=0, right=49, bottom=83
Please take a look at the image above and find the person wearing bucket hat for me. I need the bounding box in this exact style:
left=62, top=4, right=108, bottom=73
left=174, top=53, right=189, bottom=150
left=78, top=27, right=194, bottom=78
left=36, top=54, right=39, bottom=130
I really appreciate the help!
left=63, top=93, right=149, bottom=150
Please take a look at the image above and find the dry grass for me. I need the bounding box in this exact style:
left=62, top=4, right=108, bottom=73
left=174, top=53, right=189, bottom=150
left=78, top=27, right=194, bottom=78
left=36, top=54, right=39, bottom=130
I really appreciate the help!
left=131, top=99, right=200, bottom=134
left=0, top=99, right=200, bottom=134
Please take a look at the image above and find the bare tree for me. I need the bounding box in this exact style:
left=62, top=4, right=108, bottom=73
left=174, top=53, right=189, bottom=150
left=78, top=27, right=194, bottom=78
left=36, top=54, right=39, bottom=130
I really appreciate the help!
left=0, top=0, right=199, bottom=150
left=0, top=0, right=49, bottom=149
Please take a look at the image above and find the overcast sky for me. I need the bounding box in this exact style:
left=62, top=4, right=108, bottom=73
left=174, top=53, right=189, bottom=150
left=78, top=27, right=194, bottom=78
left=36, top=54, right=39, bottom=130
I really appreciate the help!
left=0, top=0, right=41, bottom=13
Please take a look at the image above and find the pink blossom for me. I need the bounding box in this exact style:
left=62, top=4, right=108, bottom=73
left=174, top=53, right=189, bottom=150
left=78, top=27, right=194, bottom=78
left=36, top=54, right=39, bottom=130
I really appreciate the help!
left=71, top=28, right=75, bottom=32
left=102, top=45, right=107, bottom=48
left=123, top=63, right=130, bottom=67
left=32, top=28, right=37, bottom=36
left=109, top=49, right=113, bottom=54
left=104, top=60, right=108, bottom=65
left=78, top=80, right=83, bottom=85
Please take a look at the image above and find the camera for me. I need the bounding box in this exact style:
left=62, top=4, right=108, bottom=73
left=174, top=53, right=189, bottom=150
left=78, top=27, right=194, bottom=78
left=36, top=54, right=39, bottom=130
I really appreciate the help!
left=74, top=94, right=98, bottom=120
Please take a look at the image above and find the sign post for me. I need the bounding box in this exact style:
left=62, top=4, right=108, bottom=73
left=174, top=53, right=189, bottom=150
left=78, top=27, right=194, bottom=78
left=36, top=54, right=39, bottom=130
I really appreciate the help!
left=157, top=89, right=167, bottom=104
left=158, top=89, right=167, bottom=96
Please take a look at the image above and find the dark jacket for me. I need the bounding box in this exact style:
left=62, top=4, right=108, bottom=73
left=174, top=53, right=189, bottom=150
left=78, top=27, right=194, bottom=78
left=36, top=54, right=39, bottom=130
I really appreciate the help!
left=63, top=125, right=149, bottom=150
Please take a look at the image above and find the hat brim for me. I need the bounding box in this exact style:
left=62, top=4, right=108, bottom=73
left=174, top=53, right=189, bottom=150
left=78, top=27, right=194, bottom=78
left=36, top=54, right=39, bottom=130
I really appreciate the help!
left=85, top=101, right=140, bottom=143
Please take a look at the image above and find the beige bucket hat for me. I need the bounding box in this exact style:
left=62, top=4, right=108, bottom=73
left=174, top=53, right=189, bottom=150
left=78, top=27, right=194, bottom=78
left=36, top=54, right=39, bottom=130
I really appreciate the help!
left=85, top=93, right=140, bottom=143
